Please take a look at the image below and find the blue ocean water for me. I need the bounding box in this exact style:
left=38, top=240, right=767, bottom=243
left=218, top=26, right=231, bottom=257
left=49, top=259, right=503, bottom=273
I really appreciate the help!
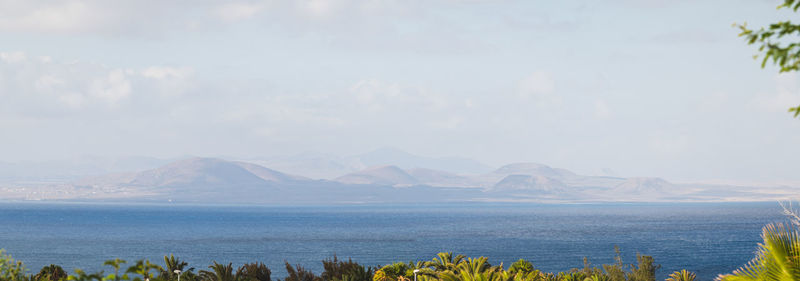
left=0, top=202, right=786, bottom=280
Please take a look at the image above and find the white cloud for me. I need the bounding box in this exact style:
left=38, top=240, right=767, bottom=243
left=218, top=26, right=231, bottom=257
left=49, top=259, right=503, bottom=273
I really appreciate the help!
left=303, top=0, right=337, bottom=18
left=753, top=74, right=800, bottom=113
left=34, top=75, right=64, bottom=92
left=648, top=132, right=689, bottom=155
left=0, top=1, right=105, bottom=33
left=0, top=1, right=207, bottom=35
left=430, top=116, right=464, bottom=130
left=0, top=0, right=483, bottom=43
left=38, top=56, right=52, bottom=63
left=292, top=0, right=404, bottom=21
left=89, top=69, right=132, bottom=106
left=201, top=77, right=473, bottom=144
left=0, top=52, right=27, bottom=63
left=594, top=99, right=611, bottom=119
left=141, top=66, right=193, bottom=80
left=0, top=52, right=194, bottom=112
left=215, top=2, right=266, bottom=22
left=2, top=0, right=799, bottom=184
left=349, top=79, right=401, bottom=112
left=0, top=0, right=505, bottom=58
left=517, top=71, right=559, bottom=106
left=0, top=0, right=380, bottom=34
left=58, top=92, right=87, bottom=109
left=701, top=91, right=730, bottom=111
left=347, top=79, right=453, bottom=114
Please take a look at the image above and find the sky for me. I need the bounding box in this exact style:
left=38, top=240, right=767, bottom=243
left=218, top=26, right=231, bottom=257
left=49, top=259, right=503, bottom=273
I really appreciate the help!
left=1, top=0, right=799, bottom=183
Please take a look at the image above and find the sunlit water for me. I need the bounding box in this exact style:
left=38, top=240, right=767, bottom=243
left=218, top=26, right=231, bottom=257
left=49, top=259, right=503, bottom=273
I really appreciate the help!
left=0, top=202, right=785, bottom=280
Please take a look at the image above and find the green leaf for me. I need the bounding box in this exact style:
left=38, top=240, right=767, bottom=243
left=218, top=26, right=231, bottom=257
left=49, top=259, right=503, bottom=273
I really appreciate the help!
left=789, top=106, right=800, bottom=117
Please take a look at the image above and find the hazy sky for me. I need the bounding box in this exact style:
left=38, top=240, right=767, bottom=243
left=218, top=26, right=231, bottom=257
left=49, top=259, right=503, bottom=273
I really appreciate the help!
left=1, top=0, right=799, bottom=182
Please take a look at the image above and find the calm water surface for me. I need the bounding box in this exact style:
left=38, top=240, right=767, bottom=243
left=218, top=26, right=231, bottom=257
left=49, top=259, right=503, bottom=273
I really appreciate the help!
left=0, top=202, right=786, bottom=280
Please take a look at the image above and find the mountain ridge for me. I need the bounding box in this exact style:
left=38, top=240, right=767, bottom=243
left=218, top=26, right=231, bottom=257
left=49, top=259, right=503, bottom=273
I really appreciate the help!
left=1, top=154, right=798, bottom=204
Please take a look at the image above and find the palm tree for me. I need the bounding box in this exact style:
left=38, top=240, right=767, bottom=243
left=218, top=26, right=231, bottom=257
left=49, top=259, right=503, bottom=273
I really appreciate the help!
left=458, top=257, right=493, bottom=277
left=126, top=259, right=163, bottom=281
left=717, top=223, right=800, bottom=281
left=338, top=265, right=371, bottom=281
left=406, top=261, right=437, bottom=281
left=666, top=270, right=696, bottom=281
left=559, top=272, right=586, bottom=281
left=103, top=259, right=127, bottom=281
left=374, top=262, right=410, bottom=281
left=283, top=262, right=320, bottom=281
left=540, top=273, right=558, bottom=281
left=162, top=255, right=193, bottom=281
left=511, top=271, right=544, bottom=281
left=67, top=269, right=103, bottom=281
left=438, top=257, right=497, bottom=281
left=488, top=269, right=514, bottom=281
left=165, top=255, right=189, bottom=273
left=321, top=256, right=371, bottom=281
left=34, top=264, right=68, bottom=281
left=508, top=260, right=534, bottom=275
left=373, top=269, right=391, bottom=281
left=237, top=262, right=271, bottom=281
left=425, top=253, right=466, bottom=272
left=585, top=274, right=611, bottom=281
left=200, top=262, right=236, bottom=281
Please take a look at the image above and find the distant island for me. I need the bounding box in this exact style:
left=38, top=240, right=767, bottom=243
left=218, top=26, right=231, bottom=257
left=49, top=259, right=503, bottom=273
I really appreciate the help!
left=0, top=149, right=795, bottom=204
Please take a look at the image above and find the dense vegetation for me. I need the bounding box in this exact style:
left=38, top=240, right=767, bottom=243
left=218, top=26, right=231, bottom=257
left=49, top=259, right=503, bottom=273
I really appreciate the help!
left=3, top=218, right=798, bottom=281
left=0, top=249, right=683, bottom=281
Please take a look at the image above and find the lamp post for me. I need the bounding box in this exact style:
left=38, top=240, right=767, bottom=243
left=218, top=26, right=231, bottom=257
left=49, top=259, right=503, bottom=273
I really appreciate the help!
left=413, top=269, right=420, bottom=281
left=174, top=270, right=182, bottom=281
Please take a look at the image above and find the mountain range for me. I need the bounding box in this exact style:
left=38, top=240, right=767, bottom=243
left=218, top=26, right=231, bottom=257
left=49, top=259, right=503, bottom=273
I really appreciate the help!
left=242, top=147, right=493, bottom=180
left=1, top=148, right=797, bottom=204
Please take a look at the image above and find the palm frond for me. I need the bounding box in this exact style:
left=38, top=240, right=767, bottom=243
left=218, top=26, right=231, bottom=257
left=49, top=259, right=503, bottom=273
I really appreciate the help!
left=717, top=223, right=800, bottom=281
left=666, top=270, right=696, bottom=281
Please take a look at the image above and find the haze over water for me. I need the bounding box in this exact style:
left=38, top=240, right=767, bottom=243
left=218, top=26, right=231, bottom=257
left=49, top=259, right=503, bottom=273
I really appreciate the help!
left=3, top=2, right=800, bottom=281
left=0, top=202, right=783, bottom=281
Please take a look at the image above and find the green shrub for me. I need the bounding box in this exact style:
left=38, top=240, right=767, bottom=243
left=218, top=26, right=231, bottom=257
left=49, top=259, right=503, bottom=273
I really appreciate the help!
left=34, top=264, right=67, bottom=281
left=0, top=249, right=28, bottom=281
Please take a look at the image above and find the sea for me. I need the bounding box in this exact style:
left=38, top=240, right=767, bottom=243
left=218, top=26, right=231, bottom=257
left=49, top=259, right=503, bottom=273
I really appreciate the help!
left=0, top=202, right=788, bottom=281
